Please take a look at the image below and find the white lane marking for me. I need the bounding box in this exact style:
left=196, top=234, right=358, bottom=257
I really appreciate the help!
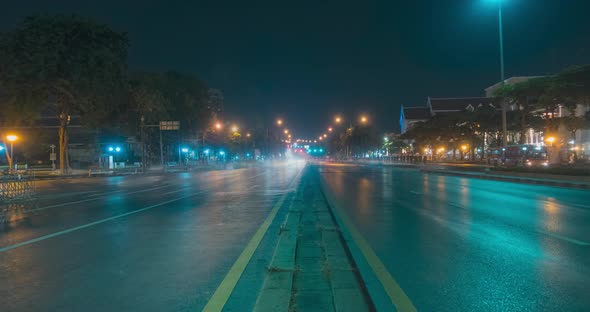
left=538, top=230, right=590, bottom=246
left=409, top=191, right=422, bottom=195
left=0, top=190, right=206, bottom=253
left=1, top=168, right=276, bottom=252
left=25, top=184, right=173, bottom=213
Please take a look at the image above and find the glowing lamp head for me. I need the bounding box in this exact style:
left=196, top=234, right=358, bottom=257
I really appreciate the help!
left=115, top=147, right=121, bottom=152
left=6, top=134, right=17, bottom=142
left=108, top=147, right=114, bottom=152
left=546, top=136, right=555, bottom=143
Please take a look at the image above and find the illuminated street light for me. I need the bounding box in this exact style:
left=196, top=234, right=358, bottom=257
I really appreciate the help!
left=323, top=134, right=327, bottom=138
left=215, top=122, right=222, bottom=130
left=461, top=145, right=468, bottom=151
left=246, top=133, right=251, bottom=137
left=231, top=125, right=239, bottom=133
left=181, top=147, right=189, bottom=153
left=335, top=116, right=342, bottom=124
left=115, top=147, right=121, bottom=152
left=5, top=134, right=18, bottom=173
left=319, top=137, right=323, bottom=141
left=277, top=119, right=283, bottom=126
left=328, top=127, right=333, bottom=132
left=546, top=136, right=555, bottom=143
left=284, top=129, right=289, bottom=134
left=288, top=134, right=292, bottom=138
left=108, top=147, right=114, bottom=152
left=360, top=116, right=368, bottom=124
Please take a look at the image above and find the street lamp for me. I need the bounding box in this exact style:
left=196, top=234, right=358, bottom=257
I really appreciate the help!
left=277, top=119, right=283, bottom=126
left=284, top=129, right=289, bottom=134
left=360, top=116, right=368, bottom=124
left=335, top=116, right=342, bottom=124
left=6, top=134, right=18, bottom=171
left=323, top=134, right=327, bottom=138
left=328, top=127, right=333, bottom=132
left=487, top=0, right=507, bottom=146
left=231, top=125, right=239, bottom=133
left=215, top=122, right=223, bottom=130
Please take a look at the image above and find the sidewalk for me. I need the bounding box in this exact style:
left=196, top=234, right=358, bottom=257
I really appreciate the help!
left=421, top=166, right=590, bottom=189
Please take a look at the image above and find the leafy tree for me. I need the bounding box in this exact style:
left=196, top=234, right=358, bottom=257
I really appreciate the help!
left=0, top=15, right=128, bottom=173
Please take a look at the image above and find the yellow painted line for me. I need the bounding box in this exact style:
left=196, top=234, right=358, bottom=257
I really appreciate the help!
left=201, top=169, right=303, bottom=312
left=320, top=178, right=417, bottom=312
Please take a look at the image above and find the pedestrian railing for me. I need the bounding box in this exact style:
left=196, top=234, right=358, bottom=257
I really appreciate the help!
left=0, top=171, right=36, bottom=223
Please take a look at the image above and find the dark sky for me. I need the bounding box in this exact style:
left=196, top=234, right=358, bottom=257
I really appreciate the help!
left=2, top=0, right=590, bottom=138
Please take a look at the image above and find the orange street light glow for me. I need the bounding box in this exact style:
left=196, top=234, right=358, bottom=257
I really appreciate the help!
left=6, top=134, right=18, bottom=142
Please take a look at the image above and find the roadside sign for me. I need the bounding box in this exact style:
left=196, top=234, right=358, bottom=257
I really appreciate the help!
left=160, top=121, right=180, bottom=130
left=50, top=153, right=56, bottom=161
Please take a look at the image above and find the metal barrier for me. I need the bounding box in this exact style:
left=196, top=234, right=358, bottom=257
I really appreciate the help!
left=0, top=172, right=35, bottom=223
left=0, top=172, right=35, bottom=201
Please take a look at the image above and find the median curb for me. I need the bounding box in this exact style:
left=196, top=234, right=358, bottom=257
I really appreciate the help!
left=420, top=168, right=590, bottom=190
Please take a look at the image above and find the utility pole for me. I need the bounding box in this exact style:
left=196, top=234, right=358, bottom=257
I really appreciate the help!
left=160, top=127, right=164, bottom=168
left=498, top=0, right=507, bottom=147
left=50, top=144, right=56, bottom=171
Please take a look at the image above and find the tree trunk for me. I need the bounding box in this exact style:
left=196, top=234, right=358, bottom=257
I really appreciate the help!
left=520, top=111, right=527, bottom=144
left=58, top=115, right=70, bottom=175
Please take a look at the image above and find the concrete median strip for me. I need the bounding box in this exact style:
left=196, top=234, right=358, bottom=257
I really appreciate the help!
left=253, top=167, right=373, bottom=312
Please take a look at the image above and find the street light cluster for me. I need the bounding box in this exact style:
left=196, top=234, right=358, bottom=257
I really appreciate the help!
left=304, top=114, right=370, bottom=144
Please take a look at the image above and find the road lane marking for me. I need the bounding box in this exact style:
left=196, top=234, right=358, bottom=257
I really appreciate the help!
left=538, top=230, right=590, bottom=246
left=201, top=168, right=302, bottom=312
left=320, top=178, right=417, bottom=312
left=0, top=191, right=206, bottom=253
left=24, top=184, right=176, bottom=213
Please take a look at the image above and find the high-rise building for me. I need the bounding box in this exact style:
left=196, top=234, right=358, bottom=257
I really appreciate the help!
left=207, top=88, right=224, bottom=121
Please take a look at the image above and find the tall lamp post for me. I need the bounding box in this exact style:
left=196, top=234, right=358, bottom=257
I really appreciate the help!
left=6, top=134, right=18, bottom=173
left=493, top=0, right=507, bottom=147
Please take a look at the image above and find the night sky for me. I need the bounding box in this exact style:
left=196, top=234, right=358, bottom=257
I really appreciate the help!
left=2, top=0, right=589, bottom=137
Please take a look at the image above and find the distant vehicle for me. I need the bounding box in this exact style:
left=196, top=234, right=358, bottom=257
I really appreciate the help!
left=487, top=148, right=503, bottom=166
left=500, top=145, right=549, bottom=167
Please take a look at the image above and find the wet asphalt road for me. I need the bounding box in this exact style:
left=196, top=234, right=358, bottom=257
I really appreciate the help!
left=2, top=161, right=589, bottom=312
left=0, top=161, right=304, bottom=312
left=317, top=163, right=590, bottom=312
